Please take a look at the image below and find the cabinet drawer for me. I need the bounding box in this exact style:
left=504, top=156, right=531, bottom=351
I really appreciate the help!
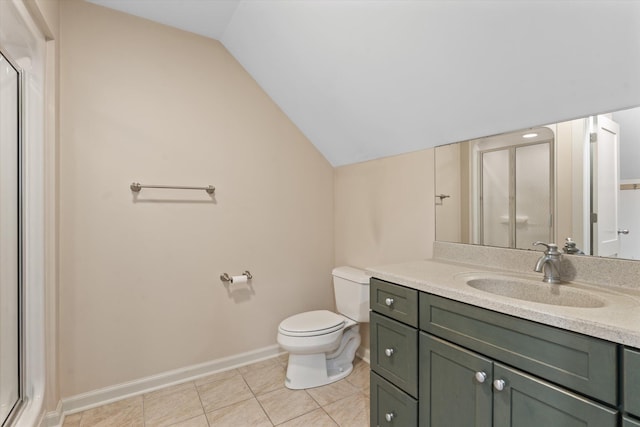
left=624, top=348, right=640, bottom=417
left=370, top=312, right=418, bottom=397
left=420, top=293, right=618, bottom=405
left=370, top=278, right=418, bottom=327
left=371, top=371, right=417, bottom=427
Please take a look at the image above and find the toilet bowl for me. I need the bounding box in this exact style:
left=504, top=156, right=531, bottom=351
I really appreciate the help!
left=277, top=266, right=370, bottom=389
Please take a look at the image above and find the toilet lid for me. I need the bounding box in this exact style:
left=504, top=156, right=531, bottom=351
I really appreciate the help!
left=279, top=310, right=346, bottom=337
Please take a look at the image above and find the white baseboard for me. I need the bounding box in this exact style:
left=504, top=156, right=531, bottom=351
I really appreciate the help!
left=41, top=400, right=62, bottom=427
left=357, top=345, right=370, bottom=364
left=42, top=344, right=283, bottom=427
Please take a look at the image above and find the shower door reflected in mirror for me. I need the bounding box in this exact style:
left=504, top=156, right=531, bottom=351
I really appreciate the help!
left=435, top=107, right=640, bottom=261
left=479, top=134, right=553, bottom=249
left=436, top=127, right=554, bottom=251
left=0, top=50, right=22, bottom=425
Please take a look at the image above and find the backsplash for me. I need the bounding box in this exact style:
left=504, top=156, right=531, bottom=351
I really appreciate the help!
left=434, top=242, right=640, bottom=290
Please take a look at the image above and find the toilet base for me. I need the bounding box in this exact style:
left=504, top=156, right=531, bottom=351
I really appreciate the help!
left=284, top=327, right=361, bottom=390
left=284, top=353, right=354, bottom=390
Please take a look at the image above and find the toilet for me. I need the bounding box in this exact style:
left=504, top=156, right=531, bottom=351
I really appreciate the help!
left=277, top=266, right=370, bottom=389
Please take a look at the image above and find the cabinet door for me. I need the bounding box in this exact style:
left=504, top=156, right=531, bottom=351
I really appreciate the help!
left=624, top=347, right=640, bottom=418
left=493, top=363, right=618, bottom=427
left=419, top=333, right=492, bottom=427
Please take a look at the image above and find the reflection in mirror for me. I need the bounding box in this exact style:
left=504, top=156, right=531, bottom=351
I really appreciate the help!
left=435, top=106, right=640, bottom=261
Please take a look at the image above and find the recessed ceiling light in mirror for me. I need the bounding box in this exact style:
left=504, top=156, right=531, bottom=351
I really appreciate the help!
left=522, top=133, right=538, bottom=139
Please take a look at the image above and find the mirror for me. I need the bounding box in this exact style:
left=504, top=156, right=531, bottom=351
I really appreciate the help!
left=435, top=106, right=640, bottom=261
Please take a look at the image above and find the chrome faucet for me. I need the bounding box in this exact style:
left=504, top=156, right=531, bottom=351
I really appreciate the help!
left=533, top=241, right=563, bottom=284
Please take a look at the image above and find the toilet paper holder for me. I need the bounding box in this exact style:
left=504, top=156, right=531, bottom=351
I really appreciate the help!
left=220, top=271, right=253, bottom=283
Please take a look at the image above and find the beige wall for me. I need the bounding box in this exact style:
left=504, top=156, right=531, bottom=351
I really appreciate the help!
left=59, top=0, right=334, bottom=397
left=334, top=149, right=435, bottom=268
left=334, top=149, right=436, bottom=350
left=434, top=143, right=461, bottom=243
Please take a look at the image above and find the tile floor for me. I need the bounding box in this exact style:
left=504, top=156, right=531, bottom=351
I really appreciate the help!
left=62, top=354, right=370, bottom=427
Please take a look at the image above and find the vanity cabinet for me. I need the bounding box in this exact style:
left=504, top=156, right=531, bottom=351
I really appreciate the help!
left=370, top=277, right=622, bottom=427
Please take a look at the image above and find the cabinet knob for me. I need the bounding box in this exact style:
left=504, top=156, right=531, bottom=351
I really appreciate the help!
left=493, top=379, right=506, bottom=391
left=385, top=348, right=395, bottom=357
left=385, top=297, right=394, bottom=306
left=474, top=371, right=487, bottom=383
left=385, top=412, right=395, bottom=422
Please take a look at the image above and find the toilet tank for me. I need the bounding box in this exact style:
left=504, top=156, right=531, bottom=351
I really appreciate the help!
left=332, top=266, right=370, bottom=322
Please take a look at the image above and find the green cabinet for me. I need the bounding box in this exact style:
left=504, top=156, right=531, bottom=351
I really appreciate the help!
left=370, top=278, right=623, bottom=427
left=420, top=333, right=617, bottom=427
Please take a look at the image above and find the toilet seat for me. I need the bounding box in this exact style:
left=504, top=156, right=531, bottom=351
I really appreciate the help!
left=278, top=310, right=345, bottom=337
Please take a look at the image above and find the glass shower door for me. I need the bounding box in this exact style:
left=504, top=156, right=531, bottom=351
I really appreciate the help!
left=515, top=142, right=552, bottom=249
left=480, top=149, right=511, bottom=247
left=479, top=139, right=553, bottom=249
left=0, top=50, right=21, bottom=425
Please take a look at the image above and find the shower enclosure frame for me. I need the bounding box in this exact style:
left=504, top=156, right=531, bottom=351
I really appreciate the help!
left=0, top=44, right=25, bottom=427
left=0, top=0, right=48, bottom=425
left=477, top=137, right=555, bottom=250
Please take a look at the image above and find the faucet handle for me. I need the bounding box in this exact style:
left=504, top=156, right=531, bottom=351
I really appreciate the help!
left=533, top=241, right=560, bottom=255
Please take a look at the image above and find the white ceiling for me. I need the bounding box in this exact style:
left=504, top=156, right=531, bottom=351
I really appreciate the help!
left=87, top=0, right=240, bottom=40
left=86, top=0, right=640, bottom=166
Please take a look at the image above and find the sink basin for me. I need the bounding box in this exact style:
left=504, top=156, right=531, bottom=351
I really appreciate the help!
left=463, top=275, right=606, bottom=308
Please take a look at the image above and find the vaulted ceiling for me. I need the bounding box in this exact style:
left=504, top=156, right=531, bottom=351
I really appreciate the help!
left=87, top=0, right=640, bottom=166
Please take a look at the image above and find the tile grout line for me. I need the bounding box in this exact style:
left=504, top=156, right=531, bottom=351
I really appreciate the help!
left=193, top=380, right=212, bottom=427
left=239, top=372, right=275, bottom=426
left=321, top=406, right=341, bottom=427
left=243, top=360, right=323, bottom=426
left=142, top=395, right=147, bottom=427
left=197, top=373, right=257, bottom=422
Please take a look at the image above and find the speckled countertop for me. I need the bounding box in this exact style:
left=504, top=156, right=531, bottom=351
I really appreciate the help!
left=366, top=252, right=640, bottom=348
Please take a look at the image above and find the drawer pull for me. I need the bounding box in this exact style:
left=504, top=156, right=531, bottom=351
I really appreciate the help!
left=385, top=411, right=395, bottom=422
left=384, top=348, right=395, bottom=357
left=474, top=371, right=487, bottom=383
left=493, top=379, right=506, bottom=392
left=385, top=297, right=395, bottom=306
